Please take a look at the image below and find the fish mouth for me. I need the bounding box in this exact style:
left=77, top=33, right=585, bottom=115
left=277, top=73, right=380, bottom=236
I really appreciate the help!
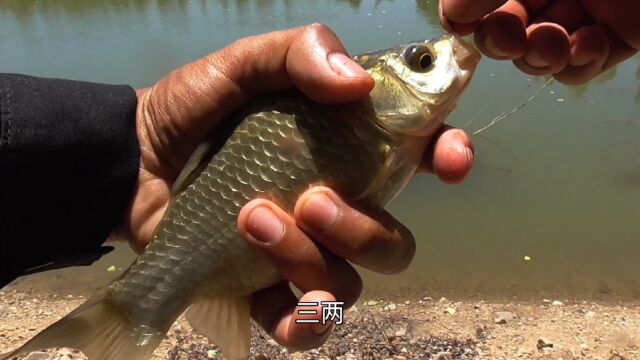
left=450, top=34, right=482, bottom=71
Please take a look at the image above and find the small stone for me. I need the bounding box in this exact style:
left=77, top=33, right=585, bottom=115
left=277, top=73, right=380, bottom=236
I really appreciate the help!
left=552, top=300, right=564, bottom=306
left=58, top=349, right=71, bottom=356
left=433, top=351, right=453, bottom=360
left=422, top=296, right=433, bottom=302
left=543, top=299, right=551, bottom=303
left=445, top=307, right=456, bottom=315
left=438, top=297, right=448, bottom=304
left=585, top=311, right=596, bottom=318
left=207, top=349, right=219, bottom=358
left=608, top=355, right=625, bottom=360
left=366, top=300, right=379, bottom=306
left=267, top=339, right=279, bottom=346
left=404, top=301, right=410, bottom=305
left=385, top=303, right=397, bottom=311
left=494, top=311, right=516, bottom=324
left=106, top=265, right=116, bottom=272
left=25, top=352, right=49, bottom=360
left=394, top=328, right=406, bottom=337
left=537, top=338, right=553, bottom=351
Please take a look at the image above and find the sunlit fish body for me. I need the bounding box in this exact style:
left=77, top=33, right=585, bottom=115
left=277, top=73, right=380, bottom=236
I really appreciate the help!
left=2, top=33, right=480, bottom=360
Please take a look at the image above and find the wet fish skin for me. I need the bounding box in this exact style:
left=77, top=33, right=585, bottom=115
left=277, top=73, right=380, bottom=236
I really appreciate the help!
left=1, top=33, right=480, bottom=360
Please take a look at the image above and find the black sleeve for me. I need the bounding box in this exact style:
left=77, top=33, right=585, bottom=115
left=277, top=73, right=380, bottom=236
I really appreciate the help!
left=0, top=74, right=140, bottom=288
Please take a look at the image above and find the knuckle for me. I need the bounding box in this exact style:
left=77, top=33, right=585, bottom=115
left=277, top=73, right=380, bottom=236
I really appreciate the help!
left=299, top=22, right=336, bottom=43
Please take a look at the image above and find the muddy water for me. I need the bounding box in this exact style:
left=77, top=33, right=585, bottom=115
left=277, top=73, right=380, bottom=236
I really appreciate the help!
left=2, top=0, right=639, bottom=299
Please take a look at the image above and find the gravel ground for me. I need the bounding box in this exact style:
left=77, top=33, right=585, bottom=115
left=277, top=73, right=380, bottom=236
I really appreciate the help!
left=2, top=288, right=640, bottom=359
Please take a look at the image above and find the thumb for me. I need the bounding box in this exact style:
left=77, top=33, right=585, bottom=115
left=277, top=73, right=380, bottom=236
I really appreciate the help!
left=140, top=23, right=374, bottom=160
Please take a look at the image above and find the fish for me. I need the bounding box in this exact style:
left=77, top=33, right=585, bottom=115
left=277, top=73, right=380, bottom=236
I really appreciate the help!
left=1, top=33, right=480, bottom=360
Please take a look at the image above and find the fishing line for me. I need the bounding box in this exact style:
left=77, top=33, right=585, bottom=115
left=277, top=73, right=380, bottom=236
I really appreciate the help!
left=472, top=77, right=555, bottom=135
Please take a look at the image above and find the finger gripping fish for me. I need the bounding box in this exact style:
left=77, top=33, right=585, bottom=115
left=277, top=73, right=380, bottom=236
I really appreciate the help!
left=2, top=34, right=480, bottom=360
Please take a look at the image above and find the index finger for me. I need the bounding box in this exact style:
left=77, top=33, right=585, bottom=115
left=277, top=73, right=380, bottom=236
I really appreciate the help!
left=440, top=0, right=508, bottom=23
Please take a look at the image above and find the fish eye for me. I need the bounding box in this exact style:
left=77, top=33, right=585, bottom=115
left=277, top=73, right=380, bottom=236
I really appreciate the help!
left=403, top=44, right=435, bottom=72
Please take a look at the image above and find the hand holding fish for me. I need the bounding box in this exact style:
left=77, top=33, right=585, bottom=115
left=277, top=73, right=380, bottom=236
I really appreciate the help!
left=439, top=0, right=639, bottom=85
left=127, top=24, right=474, bottom=351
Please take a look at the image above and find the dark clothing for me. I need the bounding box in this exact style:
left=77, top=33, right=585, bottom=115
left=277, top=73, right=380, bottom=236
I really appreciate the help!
left=0, top=74, right=140, bottom=288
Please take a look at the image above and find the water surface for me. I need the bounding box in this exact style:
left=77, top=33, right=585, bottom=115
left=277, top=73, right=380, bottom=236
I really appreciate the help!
left=2, top=0, right=639, bottom=299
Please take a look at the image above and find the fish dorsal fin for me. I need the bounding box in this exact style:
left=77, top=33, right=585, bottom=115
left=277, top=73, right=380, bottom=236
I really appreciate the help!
left=185, top=296, right=251, bottom=360
left=171, top=142, right=213, bottom=196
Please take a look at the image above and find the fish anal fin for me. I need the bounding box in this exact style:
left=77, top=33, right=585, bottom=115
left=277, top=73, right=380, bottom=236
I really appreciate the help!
left=1, top=291, right=163, bottom=360
left=186, top=296, right=251, bottom=360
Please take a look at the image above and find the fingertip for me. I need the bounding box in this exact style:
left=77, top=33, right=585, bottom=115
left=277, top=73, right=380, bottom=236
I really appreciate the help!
left=287, top=23, right=374, bottom=104
left=514, top=23, right=570, bottom=75
left=275, top=291, right=336, bottom=351
left=294, top=186, right=343, bottom=231
left=439, top=2, right=479, bottom=36
left=237, top=199, right=286, bottom=247
left=554, top=25, right=610, bottom=85
left=475, top=11, right=527, bottom=60
left=432, top=129, right=474, bottom=184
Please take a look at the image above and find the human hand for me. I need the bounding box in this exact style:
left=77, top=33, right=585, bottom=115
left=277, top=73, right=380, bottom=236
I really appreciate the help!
left=123, top=24, right=474, bottom=351
left=439, top=0, right=639, bottom=85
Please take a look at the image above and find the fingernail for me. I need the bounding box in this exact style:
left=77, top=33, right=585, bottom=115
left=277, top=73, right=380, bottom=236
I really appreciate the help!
left=524, top=51, right=549, bottom=69
left=569, top=44, right=593, bottom=67
left=328, top=52, right=369, bottom=78
left=441, top=0, right=469, bottom=20
left=484, top=35, right=508, bottom=58
left=246, top=206, right=284, bottom=244
left=301, top=193, right=339, bottom=230
left=311, top=321, right=332, bottom=335
left=464, top=146, right=474, bottom=162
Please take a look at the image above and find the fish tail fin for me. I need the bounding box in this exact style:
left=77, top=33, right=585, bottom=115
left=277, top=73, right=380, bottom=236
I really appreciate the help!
left=1, top=291, right=162, bottom=360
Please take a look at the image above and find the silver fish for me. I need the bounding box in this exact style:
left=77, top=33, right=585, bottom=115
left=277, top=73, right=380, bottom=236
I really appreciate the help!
left=2, top=33, right=480, bottom=360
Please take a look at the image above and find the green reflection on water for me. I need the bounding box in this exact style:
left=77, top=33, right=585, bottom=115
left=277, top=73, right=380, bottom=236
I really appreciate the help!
left=2, top=0, right=639, bottom=299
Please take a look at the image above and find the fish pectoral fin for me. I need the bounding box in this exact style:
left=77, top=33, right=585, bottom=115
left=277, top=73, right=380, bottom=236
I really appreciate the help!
left=171, top=142, right=213, bottom=196
left=0, top=290, right=162, bottom=360
left=186, top=296, right=251, bottom=360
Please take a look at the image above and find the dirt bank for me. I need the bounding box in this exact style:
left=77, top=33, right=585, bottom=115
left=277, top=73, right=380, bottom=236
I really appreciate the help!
left=2, top=288, right=639, bottom=359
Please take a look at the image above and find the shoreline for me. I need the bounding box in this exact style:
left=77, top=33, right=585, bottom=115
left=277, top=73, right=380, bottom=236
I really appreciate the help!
left=2, top=288, right=639, bottom=359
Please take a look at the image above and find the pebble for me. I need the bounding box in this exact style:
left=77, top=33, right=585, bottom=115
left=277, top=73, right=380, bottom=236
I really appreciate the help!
left=207, top=349, right=218, bottom=358
left=422, top=296, right=433, bottom=302
left=585, top=311, right=596, bottom=318
left=433, top=351, right=453, bottom=360
left=25, top=352, right=49, bottom=360
left=536, top=338, right=553, bottom=351
left=552, top=300, right=564, bottom=306
left=267, top=339, right=279, bottom=346
left=385, top=303, right=397, bottom=311
left=494, top=311, right=516, bottom=324
left=445, top=307, right=456, bottom=315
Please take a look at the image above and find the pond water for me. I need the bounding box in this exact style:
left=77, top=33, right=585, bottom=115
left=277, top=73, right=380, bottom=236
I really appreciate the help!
left=2, top=0, right=639, bottom=299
